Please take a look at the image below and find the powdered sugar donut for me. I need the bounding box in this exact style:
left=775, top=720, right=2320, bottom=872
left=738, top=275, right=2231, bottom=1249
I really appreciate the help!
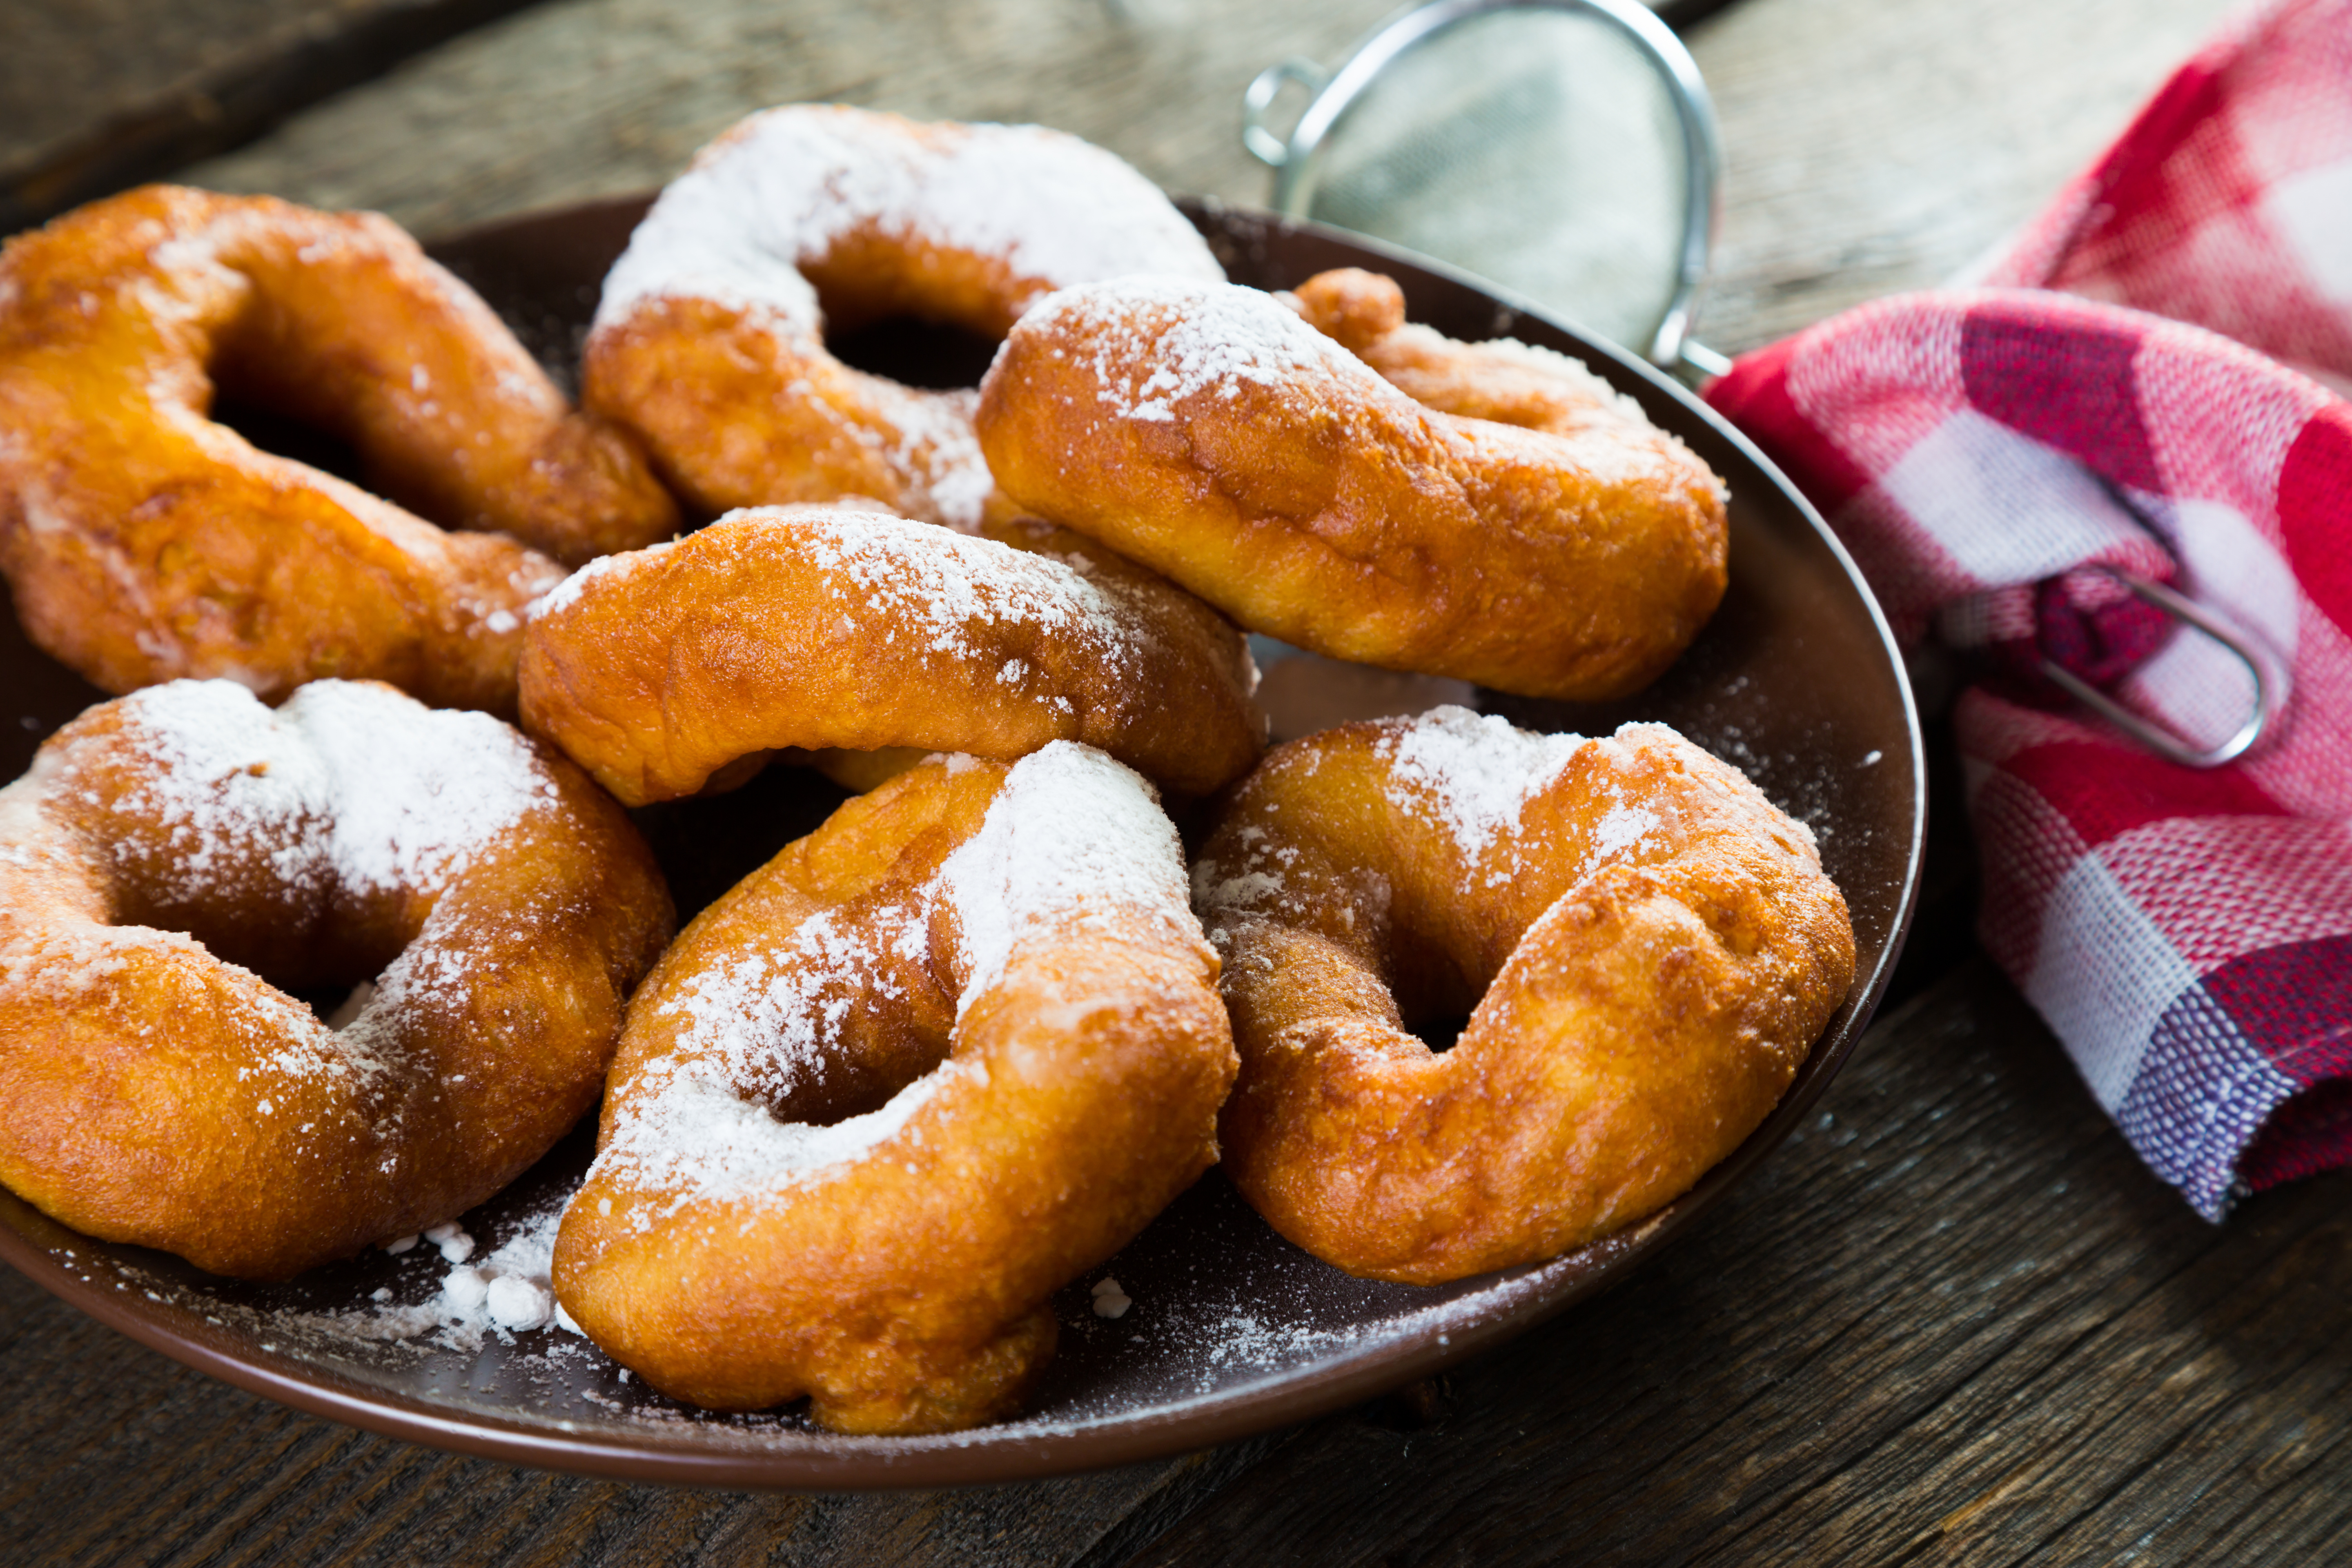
left=975, top=271, right=1728, bottom=699
left=0, top=679, right=673, bottom=1280
left=0, top=187, right=680, bottom=713
left=519, top=503, right=1265, bottom=804
left=555, top=743, right=1236, bottom=1433
left=1194, top=709, right=1854, bottom=1284
left=583, top=105, right=1225, bottom=530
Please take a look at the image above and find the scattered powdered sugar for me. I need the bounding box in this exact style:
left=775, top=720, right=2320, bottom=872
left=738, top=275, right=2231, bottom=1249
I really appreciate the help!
left=787, top=507, right=1143, bottom=679
left=423, top=1220, right=475, bottom=1264
left=330, top=915, right=473, bottom=1079
left=531, top=539, right=675, bottom=621
left=272, top=682, right=551, bottom=895
left=110, top=680, right=553, bottom=900
left=1022, top=276, right=1390, bottom=423
left=1590, top=797, right=1660, bottom=859
left=596, top=106, right=1223, bottom=336
left=1377, top=706, right=1589, bottom=876
left=588, top=741, right=1196, bottom=1214
left=933, top=741, right=1194, bottom=1014
left=653, top=902, right=927, bottom=1108
left=106, top=679, right=336, bottom=903
left=849, top=381, right=993, bottom=530
left=314, top=1192, right=585, bottom=1353
left=596, top=1061, right=970, bottom=1214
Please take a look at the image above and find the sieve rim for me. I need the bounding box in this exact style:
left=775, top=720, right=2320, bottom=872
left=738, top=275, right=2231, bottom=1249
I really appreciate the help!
left=1246, top=0, right=1722, bottom=372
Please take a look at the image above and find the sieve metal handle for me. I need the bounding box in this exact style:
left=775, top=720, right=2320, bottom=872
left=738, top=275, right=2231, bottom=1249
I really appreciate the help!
left=2035, top=568, right=2275, bottom=769
left=1245, top=0, right=1724, bottom=378
left=1244, top=59, right=1332, bottom=167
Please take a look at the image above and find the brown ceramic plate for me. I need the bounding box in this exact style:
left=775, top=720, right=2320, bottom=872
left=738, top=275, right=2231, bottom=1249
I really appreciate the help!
left=0, top=197, right=1924, bottom=1488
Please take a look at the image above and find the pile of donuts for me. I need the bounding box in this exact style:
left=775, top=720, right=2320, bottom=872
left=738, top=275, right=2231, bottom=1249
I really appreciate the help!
left=0, top=106, right=1855, bottom=1436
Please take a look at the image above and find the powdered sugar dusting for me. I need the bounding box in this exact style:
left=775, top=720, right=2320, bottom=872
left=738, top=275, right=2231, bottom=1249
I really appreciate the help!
left=837, top=381, right=992, bottom=530
left=597, top=1061, right=969, bottom=1213
left=294, top=1190, right=586, bottom=1354
left=1379, top=706, right=1589, bottom=875
left=111, top=679, right=551, bottom=900
left=789, top=506, right=1144, bottom=679
left=273, top=682, right=550, bottom=895
left=532, top=539, right=675, bottom=621
left=1591, top=798, right=1660, bottom=859
left=1022, top=276, right=1389, bottom=423
left=586, top=742, right=1195, bottom=1214
left=596, top=106, right=1223, bottom=335
left=934, top=741, right=1195, bottom=1013
left=1454, top=333, right=1652, bottom=423
left=658, top=902, right=927, bottom=1109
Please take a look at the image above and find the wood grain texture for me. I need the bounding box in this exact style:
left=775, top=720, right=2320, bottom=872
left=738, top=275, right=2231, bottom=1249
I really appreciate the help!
left=0, top=1261, right=1283, bottom=1566
left=168, top=0, right=2238, bottom=354
left=0, top=0, right=548, bottom=233
left=174, top=0, right=1399, bottom=239
left=1686, top=0, right=2243, bottom=350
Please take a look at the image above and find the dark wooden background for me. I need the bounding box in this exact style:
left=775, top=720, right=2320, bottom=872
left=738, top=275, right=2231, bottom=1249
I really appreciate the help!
left=12, top=0, right=2351, bottom=1563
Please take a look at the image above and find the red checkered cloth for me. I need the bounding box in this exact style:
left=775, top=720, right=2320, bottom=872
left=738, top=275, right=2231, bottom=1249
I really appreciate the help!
left=1706, top=0, right=2352, bottom=1218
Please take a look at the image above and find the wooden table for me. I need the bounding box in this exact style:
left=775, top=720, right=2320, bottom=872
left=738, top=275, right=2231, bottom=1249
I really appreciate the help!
left=14, top=0, right=2352, bottom=1562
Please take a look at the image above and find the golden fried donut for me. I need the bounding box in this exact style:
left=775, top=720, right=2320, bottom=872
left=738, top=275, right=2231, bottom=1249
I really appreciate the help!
left=974, top=273, right=1729, bottom=700
left=555, top=742, right=1236, bottom=1433
left=0, top=186, right=679, bottom=711
left=519, top=502, right=1265, bottom=804
left=1290, top=267, right=1676, bottom=441
left=1193, top=708, right=1854, bottom=1284
left=0, top=679, right=674, bottom=1280
left=584, top=105, right=1225, bottom=530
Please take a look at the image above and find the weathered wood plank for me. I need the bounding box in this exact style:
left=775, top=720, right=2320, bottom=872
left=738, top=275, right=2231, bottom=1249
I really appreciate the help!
left=1686, top=0, right=2242, bottom=350
left=0, top=1255, right=1287, bottom=1567
left=0, top=0, right=549, bottom=234
left=168, top=0, right=2238, bottom=355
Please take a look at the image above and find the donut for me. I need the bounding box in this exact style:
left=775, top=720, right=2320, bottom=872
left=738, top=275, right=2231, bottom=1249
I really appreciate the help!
left=583, top=105, right=1225, bottom=530
left=519, top=502, right=1266, bottom=805
left=1289, top=267, right=1680, bottom=442
left=554, top=742, right=1235, bottom=1433
left=1192, top=708, right=1854, bottom=1284
left=0, top=679, right=674, bottom=1280
left=973, top=272, right=1729, bottom=700
left=0, top=185, right=679, bottom=712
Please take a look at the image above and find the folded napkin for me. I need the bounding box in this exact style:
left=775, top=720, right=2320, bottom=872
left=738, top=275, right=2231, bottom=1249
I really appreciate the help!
left=1705, top=0, right=2352, bottom=1218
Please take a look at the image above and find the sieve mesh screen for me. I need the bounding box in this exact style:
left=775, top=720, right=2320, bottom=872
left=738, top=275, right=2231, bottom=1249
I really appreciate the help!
left=1304, top=8, right=1686, bottom=350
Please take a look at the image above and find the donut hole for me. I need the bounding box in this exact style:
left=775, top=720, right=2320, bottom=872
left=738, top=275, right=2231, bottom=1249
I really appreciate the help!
left=207, top=393, right=371, bottom=492
left=283, top=978, right=381, bottom=1029
left=72, top=791, right=411, bottom=993
left=746, top=1006, right=954, bottom=1130
left=1384, top=926, right=1494, bottom=1057
left=1408, top=1014, right=1475, bottom=1053
left=824, top=316, right=1003, bottom=390
left=800, top=241, right=1022, bottom=389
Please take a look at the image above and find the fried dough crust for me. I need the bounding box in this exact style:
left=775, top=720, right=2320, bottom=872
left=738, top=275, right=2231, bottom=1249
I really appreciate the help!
left=974, top=270, right=1729, bottom=701
left=582, top=105, right=1224, bottom=530
left=519, top=503, right=1265, bottom=804
left=1193, top=710, right=1854, bottom=1283
left=0, top=186, right=678, bottom=710
left=555, top=744, right=1236, bottom=1433
left=0, top=680, right=674, bottom=1280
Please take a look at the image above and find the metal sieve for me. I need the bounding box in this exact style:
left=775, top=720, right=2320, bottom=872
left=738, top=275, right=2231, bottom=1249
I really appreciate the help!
left=1244, top=0, right=1730, bottom=381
